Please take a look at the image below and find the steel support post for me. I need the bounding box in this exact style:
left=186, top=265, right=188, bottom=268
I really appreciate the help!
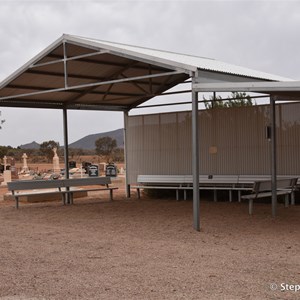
left=63, top=107, right=70, bottom=204
left=123, top=111, right=131, bottom=198
left=63, top=41, right=68, bottom=89
left=192, top=81, right=200, bottom=231
left=270, top=96, right=277, bottom=217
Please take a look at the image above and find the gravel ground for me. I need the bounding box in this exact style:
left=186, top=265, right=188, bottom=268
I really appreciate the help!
left=0, top=184, right=299, bottom=300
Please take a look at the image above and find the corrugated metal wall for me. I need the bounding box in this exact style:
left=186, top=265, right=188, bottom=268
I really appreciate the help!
left=126, top=103, right=300, bottom=184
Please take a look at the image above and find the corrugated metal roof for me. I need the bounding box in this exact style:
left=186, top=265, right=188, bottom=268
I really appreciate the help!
left=68, top=34, right=292, bottom=82
left=0, top=33, right=295, bottom=111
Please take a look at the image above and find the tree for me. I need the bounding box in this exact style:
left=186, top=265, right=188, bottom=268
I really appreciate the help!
left=95, top=136, right=117, bottom=163
left=203, top=94, right=224, bottom=109
left=0, top=146, right=9, bottom=158
left=112, top=148, right=124, bottom=162
left=39, top=140, right=60, bottom=162
left=203, top=92, right=255, bottom=109
left=69, top=148, right=84, bottom=161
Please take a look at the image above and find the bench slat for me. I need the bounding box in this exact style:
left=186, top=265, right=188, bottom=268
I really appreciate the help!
left=8, top=180, right=65, bottom=190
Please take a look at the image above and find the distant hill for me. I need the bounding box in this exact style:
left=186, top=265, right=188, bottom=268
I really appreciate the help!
left=18, top=129, right=124, bottom=150
left=19, top=141, right=40, bottom=149
left=69, top=128, right=124, bottom=150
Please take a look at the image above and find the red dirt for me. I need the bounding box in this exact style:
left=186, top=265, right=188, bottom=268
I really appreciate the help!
left=0, top=179, right=299, bottom=299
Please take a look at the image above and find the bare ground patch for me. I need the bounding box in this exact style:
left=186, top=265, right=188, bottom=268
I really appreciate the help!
left=0, top=188, right=299, bottom=300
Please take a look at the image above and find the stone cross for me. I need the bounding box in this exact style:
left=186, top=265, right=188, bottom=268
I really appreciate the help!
left=21, top=153, right=29, bottom=173
left=52, top=147, right=61, bottom=173
left=53, top=147, right=58, bottom=158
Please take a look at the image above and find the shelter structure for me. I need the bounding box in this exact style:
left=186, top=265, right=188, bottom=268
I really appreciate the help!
left=0, top=34, right=299, bottom=231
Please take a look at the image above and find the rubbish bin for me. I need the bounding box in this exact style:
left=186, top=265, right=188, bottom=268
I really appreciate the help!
left=88, top=164, right=99, bottom=177
left=105, top=164, right=117, bottom=177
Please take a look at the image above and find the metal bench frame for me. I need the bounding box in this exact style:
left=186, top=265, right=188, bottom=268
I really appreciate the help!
left=132, top=175, right=251, bottom=201
left=240, top=178, right=298, bottom=215
left=7, top=177, right=118, bottom=209
left=132, top=175, right=298, bottom=203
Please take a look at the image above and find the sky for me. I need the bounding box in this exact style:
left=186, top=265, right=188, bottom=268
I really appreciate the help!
left=1, top=0, right=300, bottom=147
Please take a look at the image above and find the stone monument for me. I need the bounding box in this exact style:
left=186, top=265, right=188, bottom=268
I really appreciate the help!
left=1, top=156, right=11, bottom=186
left=52, top=147, right=61, bottom=174
left=21, top=153, right=29, bottom=173
left=10, top=158, right=18, bottom=179
left=3, top=155, right=7, bottom=170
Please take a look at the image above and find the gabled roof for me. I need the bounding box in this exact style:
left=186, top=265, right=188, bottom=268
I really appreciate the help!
left=0, top=34, right=292, bottom=111
left=74, top=34, right=290, bottom=81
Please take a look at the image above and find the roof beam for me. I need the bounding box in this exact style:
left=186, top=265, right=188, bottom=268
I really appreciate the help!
left=6, top=84, right=144, bottom=98
left=66, top=61, right=141, bottom=104
left=0, top=70, right=183, bottom=101
left=120, top=73, right=149, bottom=94
left=27, top=69, right=105, bottom=81
left=128, top=73, right=190, bottom=109
left=46, top=53, right=169, bottom=73
left=25, top=69, right=162, bottom=86
left=0, top=99, right=128, bottom=111
left=30, top=50, right=109, bottom=68
left=193, top=81, right=300, bottom=93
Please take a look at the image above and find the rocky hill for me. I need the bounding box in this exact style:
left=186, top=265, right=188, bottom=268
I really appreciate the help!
left=19, top=128, right=124, bottom=150
left=19, top=141, right=40, bottom=149
left=69, top=128, right=124, bottom=150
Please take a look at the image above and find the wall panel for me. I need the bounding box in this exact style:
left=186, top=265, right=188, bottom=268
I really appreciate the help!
left=127, top=103, right=300, bottom=184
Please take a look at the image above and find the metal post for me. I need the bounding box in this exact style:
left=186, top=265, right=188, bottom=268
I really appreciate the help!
left=63, top=40, right=68, bottom=89
left=192, top=78, right=200, bottom=231
left=63, top=107, right=70, bottom=203
left=123, top=111, right=131, bottom=198
left=212, top=91, right=216, bottom=108
left=270, top=96, right=277, bottom=217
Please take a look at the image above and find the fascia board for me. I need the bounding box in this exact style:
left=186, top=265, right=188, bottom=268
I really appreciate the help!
left=193, top=80, right=300, bottom=93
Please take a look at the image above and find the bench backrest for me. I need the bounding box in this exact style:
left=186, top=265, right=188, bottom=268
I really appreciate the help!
left=137, top=174, right=240, bottom=186
left=238, top=175, right=271, bottom=185
left=137, top=175, right=298, bottom=190
left=7, top=177, right=112, bottom=191
left=200, top=175, right=239, bottom=184
left=7, top=179, right=65, bottom=191
left=63, top=177, right=111, bottom=187
left=253, top=178, right=298, bottom=194
left=137, top=175, right=192, bottom=185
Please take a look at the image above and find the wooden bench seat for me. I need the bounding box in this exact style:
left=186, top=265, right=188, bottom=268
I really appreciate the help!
left=7, top=177, right=118, bottom=209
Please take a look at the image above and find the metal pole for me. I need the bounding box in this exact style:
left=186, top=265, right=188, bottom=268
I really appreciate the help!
left=270, top=96, right=277, bottom=217
left=63, top=107, right=70, bottom=203
left=123, top=111, right=131, bottom=198
left=212, top=91, right=216, bottom=108
left=192, top=77, right=200, bottom=231
left=63, top=41, right=68, bottom=89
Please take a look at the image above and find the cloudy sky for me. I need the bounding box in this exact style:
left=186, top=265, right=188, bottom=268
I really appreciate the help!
left=0, top=0, right=300, bottom=147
